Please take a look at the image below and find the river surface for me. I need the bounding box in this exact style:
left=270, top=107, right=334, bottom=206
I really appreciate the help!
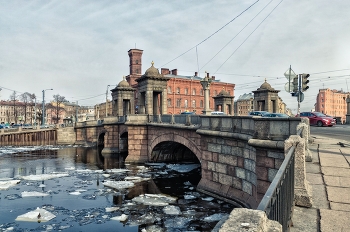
left=0, top=146, right=235, bottom=232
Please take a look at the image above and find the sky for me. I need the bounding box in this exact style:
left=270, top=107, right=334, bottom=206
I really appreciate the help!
left=1, top=0, right=350, bottom=114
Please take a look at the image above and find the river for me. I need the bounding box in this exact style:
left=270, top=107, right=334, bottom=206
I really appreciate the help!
left=0, top=145, right=235, bottom=232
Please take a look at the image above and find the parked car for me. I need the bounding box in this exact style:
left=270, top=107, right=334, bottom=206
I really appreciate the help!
left=248, top=111, right=269, bottom=116
left=181, top=111, right=195, bottom=115
left=211, top=111, right=225, bottom=115
left=264, top=113, right=290, bottom=118
left=297, top=112, right=336, bottom=127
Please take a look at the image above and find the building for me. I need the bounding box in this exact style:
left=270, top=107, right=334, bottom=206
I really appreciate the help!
left=235, top=93, right=254, bottom=116
left=315, top=88, right=349, bottom=123
left=125, top=49, right=235, bottom=115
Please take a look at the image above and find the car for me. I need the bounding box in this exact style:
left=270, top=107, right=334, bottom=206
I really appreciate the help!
left=211, top=111, right=225, bottom=115
left=298, top=112, right=336, bottom=127
left=249, top=111, right=269, bottom=116
left=181, top=111, right=195, bottom=115
left=264, top=113, right=290, bottom=118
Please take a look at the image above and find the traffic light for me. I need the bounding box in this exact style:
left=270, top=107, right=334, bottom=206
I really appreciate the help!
left=292, top=76, right=298, bottom=93
left=301, top=73, right=310, bottom=92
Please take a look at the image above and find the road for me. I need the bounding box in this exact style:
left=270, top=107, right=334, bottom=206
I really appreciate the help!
left=310, top=124, right=350, bottom=143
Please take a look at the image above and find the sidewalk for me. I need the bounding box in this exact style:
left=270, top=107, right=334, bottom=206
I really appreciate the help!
left=291, top=135, right=350, bottom=232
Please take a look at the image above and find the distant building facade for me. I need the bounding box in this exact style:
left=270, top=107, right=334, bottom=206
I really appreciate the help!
left=235, top=93, right=254, bottom=116
left=315, top=88, right=349, bottom=123
left=124, top=48, right=235, bottom=115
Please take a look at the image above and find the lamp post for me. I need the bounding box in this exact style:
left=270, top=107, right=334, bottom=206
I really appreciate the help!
left=42, top=89, right=53, bottom=126
left=106, top=84, right=116, bottom=117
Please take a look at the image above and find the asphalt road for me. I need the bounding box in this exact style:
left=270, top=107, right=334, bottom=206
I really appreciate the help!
left=310, top=124, right=350, bottom=143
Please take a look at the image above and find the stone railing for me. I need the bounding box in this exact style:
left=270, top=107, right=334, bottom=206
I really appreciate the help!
left=214, top=118, right=313, bottom=232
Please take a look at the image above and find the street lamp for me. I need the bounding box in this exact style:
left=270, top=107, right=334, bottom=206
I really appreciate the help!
left=42, top=89, right=53, bottom=126
left=106, top=84, right=116, bottom=117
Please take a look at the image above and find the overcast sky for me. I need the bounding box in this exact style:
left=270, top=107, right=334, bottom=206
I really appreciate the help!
left=1, top=0, right=350, bottom=113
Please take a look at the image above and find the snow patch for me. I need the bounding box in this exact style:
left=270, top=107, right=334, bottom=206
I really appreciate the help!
left=166, top=164, right=200, bottom=173
left=105, top=206, right=119, bottom=212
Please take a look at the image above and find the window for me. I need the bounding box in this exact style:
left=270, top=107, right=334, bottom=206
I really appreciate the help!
left=192, top=100, right=196, bottom=108
left=176, top=99, right=181, bottom=107
left=192, top=89, right=196, bottom=95
left=214, top=90, right=217, bottom=96
left=200, top=89, right=204, bottom=96
left=200, top=100, right=203, bottom=107
left=185, top=88, right=188, bottom=95
left=167, top=99, right=172, bottom=107
left=168, top=87, right=172, bottom=94
left=176, top=88, right=180, bottom=94
left=184, top=100, right=188, bottom=108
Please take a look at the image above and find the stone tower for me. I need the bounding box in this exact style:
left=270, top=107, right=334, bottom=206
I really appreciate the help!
left=126, top=49, right=143, bottom=87
left=213, top=88, right=235, bottom=115
left=111, top=77, right=136, bottom=116
left=252, top=80, right=280, bottom=113
left=136, top=61, right=170, bottom=115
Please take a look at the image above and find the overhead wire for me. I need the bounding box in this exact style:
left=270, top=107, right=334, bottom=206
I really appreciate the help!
left=214, top=0, right=284, bottom=74
left=199, top=0, right=274, bottom=72
left=160, top=0, right=260, bottom=68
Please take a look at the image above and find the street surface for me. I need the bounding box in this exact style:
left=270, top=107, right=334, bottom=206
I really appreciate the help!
left=310, top=124, right=350, bottom=143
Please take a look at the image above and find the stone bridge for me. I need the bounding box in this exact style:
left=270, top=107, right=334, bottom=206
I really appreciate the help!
left=73, top=114, right=303, bottom=209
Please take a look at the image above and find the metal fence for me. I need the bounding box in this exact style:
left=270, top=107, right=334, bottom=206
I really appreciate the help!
left=257, top=145, right=295, bottom=231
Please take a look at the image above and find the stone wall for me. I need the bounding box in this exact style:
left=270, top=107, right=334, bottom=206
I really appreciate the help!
left=57, top=127, right=76, bottom=145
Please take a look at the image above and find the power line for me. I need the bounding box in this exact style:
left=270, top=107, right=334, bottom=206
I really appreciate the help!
left=160, top=0, right=260, bottom=68
left=214, top=0, right=284, bottom=74
left=199, top=0, right=274, bottom=72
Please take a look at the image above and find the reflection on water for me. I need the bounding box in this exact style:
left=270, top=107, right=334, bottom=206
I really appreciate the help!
left=0, top=146, right=235, bottom=231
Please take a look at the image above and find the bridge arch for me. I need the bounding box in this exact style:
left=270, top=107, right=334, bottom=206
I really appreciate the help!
left=149, top=133, right=202, bottom=162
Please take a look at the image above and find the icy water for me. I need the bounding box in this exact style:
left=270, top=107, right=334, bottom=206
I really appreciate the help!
left=0, top=146, right=235, bottom=232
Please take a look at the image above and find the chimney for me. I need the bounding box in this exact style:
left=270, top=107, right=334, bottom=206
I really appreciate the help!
left=195, top=72, right=198, bottom=76
left=211, top=76, right=215, bottom=80
left=161, top=68, right=169, bottom=75
left=171, top=69, right=178, bottom=75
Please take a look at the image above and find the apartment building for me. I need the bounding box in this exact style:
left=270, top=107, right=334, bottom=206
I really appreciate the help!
left=315, top=88, right=349, bottom=123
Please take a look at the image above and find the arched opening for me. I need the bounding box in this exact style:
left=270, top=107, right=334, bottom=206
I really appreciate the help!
left=98, top=132, right=105, bottom=148
left=150, top=141, right=199, bottom=163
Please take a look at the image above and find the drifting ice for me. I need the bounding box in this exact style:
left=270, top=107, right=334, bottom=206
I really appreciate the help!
left=166, top=164, right=200, bottom=173
left=0, top=180, right=20, bottom=190
left=102, top=180, right=134, bottom=189
left=111, top=214, right=128, bottom=221
left=132, top=194, right=177, bottom=206
left=15, top=207, right=56, bottom=222
left=21, top=173, right=69, bottom=181
left=21, top=191, right=50, bottom=197
left=105, top=206, right=119, bottom=212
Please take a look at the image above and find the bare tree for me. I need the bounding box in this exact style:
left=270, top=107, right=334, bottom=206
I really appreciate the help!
left=20, top=92, right=35, bottom=124
left=52, top=94, right=67, bottom=124
left=9, top=91, right=19, bottom=124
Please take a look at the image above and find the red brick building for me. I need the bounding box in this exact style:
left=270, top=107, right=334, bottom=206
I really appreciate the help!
left=125, top=49, right=235, bottom=114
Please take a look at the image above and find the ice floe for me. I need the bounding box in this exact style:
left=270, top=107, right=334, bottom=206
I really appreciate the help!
left=0, top=180, right=20, bottom=190
left=15, top=207, right=56, bottom=222
left=105, top=206, right=119, bottom=212
left=105, top=168, right=130, bottom=173
left=132, top=194, right=177, bottom=206
left=102, top=180, right=134, bottom=189
left=110, top=214, right=128, bottom=222
left=21, top=191, right=50, bottom=197
left=203, top=213, right=228, bottom=222
left=163, top=205, right=181, bottom=215
left=20, top=173, right=69, bottom=181
left=166, top=164, right=200, bottom=173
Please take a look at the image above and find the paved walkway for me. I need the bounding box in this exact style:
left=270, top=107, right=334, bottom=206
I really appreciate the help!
left=291, top=135, right=350, bottom=232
